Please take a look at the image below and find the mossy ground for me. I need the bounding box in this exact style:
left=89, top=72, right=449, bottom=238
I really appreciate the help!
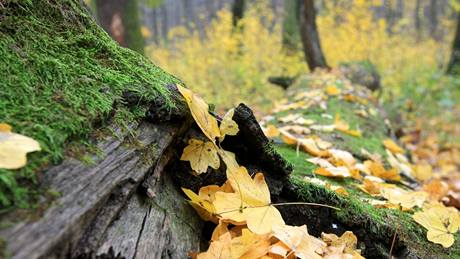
left=271, top=78, right=460, bottom=258
left=0, top=0, right=180, bottom=211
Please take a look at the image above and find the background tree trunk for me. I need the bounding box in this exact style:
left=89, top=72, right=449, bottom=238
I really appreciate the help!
left=232, top=0, right=246, bottom=27
left=414, top=0, right=422, bottom=41
left=96, top=0, right=145, bottom=54
left=299, top=0, right=329, bottom=71
left=282, top=0, right=301, bottom=53
left=447, top=12, right=460, bottom=74
left=428, top=0, right=439, bottom=39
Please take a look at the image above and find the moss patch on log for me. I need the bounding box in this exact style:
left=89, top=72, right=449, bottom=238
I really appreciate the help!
left=271, top=75, right=460, bottom=258
left=0, top=0, right=180, bottom=210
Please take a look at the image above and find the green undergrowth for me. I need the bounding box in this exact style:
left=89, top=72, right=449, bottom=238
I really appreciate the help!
left=0, top=0, right=180, bottom=211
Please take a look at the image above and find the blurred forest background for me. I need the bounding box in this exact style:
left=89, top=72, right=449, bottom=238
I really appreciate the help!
left=85, top=0, right=460, bottom=143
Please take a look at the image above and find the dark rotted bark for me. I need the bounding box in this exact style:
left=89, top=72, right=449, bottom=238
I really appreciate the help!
left=299, top=0, right=329, bottom=71
left=95, top=0, right=144, bottom=54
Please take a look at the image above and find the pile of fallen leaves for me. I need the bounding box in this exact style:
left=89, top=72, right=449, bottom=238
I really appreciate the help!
left=258, top=70, right=460, bottom=248
left=177, top=85, right=364, bottom=258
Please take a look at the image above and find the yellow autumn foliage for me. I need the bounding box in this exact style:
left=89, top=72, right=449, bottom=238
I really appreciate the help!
left=147, top=1, right=453, bottom=112
left=147, top=3, right=306, bottom=113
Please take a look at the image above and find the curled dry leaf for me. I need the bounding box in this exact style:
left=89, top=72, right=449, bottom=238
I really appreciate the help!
left=380, top=187, right=428, bottom=210
left=334, top=114, right=362, bottom=137
left=180, top=138, right=220, bottom=175
left=177, top=85, right=220, bottom=141
left=383, top=139, right=404, bottom=154
left=422, top=179, right=449, bottom=201
left=314, top=167, right=351, bottom=178
left=273, top=224, right=326, bottom=259
left=0, top=123, right=41, bottom=169
left=219, top=108, right=239, bottom=141
left=364, top=160, right=400, bottom=181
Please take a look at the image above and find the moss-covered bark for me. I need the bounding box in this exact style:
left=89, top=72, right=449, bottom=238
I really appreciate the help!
left=0, top=0, right=179, bottom=210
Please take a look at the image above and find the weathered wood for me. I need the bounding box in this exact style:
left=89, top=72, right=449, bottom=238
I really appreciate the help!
left=1, top=121, right=202, bottom=259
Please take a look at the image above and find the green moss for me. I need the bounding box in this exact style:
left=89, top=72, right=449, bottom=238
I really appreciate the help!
left=275, top=144, right=316, bottom=176
left=0, top=0, right=181, bottom=210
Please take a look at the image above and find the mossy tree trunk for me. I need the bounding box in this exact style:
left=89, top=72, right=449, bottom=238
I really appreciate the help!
left=299, top=0, right=329, bottom=71
left=95, top=0, right=145, bottom=55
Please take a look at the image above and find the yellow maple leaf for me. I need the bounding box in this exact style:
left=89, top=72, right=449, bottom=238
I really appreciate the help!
left=412, top=163, right=433, bottom=182
left=321, top=231, right=362, bottom=256
left=314, top=167, right=352, bottom=178
left=358, top=178, right=382, bottom=196
left=269, top=241, right=294, bottom=259
left=214, top=170, right=285, bottom=234
left=177, top=85, right=220, bottom=141
left=182, top=187, right=217, bottom=222
left=334, top=114, right=362, bottom=137
left=219, top=108, right=239, bottom=141
left=326, top=85, right=341, bottom=96
left=0, top=124, right=41, bottom=169
left=422, top=179, right=449, bottom=201
left=263, top=125, right=280, bottom=138
left=364, top=160, right=401, bottom=181
left=380, top=187, right=428, bottom=210
left=383, top=139, right=404, bottom=154
left=196, top=231, right=232, bottom=259
left=230, top=228, right=271, bottom=259
left=181, top=139, right=220, bottom=174
left=413, top=206, right=460, bottom=248
left=273, top=224, right=325, bottom=259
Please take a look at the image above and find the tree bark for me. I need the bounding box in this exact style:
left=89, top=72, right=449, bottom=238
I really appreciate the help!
left=414, top=0, right=422, bottom=41
left=299, top=0, right=329, bottom=71
left=282, top=0, right=301, bottom=52
left=447, top=12, right=460, bottom=74
left=232, top=0, right=246, bottom=27
left=428, top=0, right=439, bottom=39
left=95, top=0, right=145, bottom=55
